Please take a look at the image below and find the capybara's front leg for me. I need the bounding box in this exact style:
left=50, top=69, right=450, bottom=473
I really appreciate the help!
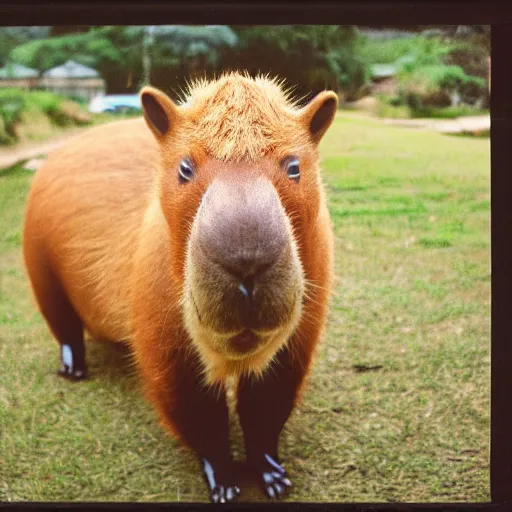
left=140, top=346, right=240, bottom=503
left=237, top=343, right=306, bottom=499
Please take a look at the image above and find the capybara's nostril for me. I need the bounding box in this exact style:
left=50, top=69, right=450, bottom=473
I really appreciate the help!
left=238, top=279, right=254, bottom=301
left=223, top=261, right=273, bottom=301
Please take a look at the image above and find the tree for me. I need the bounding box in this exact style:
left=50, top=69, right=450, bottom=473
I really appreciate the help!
left=9, top=27, right=143, bottom=92
left=128, top=25, right=238, bottom=97
left=0, top=26, right=51, bottom=67
left=225, top=26, right=369, bottom=102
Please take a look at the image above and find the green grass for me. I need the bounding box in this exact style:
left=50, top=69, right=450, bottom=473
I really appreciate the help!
left=0, top=113, right=490, bottom=503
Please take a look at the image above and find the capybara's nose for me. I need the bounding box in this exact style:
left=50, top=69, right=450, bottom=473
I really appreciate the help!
left=193, top=175, right=291, bottom=331
left=196, top=174, right=289, bottom=286
left=221, top=259, right=273, bottom=302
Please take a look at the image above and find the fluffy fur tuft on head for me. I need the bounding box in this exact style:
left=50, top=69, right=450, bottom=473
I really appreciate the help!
left=167, top=72, right=314, bottom=162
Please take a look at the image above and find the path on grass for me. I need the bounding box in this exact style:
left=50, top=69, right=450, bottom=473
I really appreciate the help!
left=343, top=111, right=490, bottom=135
left=0, top=126, right=90, bottom=171
left=380, top=114, right=490, bottom=135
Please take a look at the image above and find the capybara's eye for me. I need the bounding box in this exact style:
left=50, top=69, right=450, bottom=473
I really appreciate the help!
left=285, top=157, right=300, bottom=182
left=179, top=158, right=195, bottom=183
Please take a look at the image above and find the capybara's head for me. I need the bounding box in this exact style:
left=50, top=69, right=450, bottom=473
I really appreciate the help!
left=140, top=72, right=337, bottom=382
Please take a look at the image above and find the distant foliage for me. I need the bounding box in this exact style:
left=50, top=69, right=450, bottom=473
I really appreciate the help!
left=0, top=89, right=91, bottom=144
left=140, top=25, right=239, bottom=94
left=6, top=25, right=371, bottom=101
left=359, top=35, right=428, bottom=65
left=224, top=26, right=370, bottom=102
left=404, top=64, right=486, bottom=91
left=388, top=34, right=489, bottom=111
left=9, top=27, right=143, bottom=91
left=8, top=26, right=239, bottom=95
left=0, top=27, right=51, bottom=67
left=5, top=25, right=488, bottom=112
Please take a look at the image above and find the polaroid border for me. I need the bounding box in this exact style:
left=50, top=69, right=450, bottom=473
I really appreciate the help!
left=0, top=2, right=508, bottom=512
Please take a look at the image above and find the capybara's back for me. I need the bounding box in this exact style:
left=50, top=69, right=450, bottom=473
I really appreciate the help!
left=23, top=72, right=338, bottom=503
left=23, top=118, right=158, bottom=343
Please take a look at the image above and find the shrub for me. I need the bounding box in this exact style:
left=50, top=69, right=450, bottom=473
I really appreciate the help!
left=397, top=64, right=487, bottom=112
left=0, top=88, right=26, bottom=138
left=375, top=95, right=411, bottom=119
left=376, top=101, right=411, bottom=119
left=0, top=88, right=92, bottom=145
left=409, top=104, right=489, bottom=119
left=362, top=31, right=489, bottom=116
left=0, top=112, right=11, bottom=144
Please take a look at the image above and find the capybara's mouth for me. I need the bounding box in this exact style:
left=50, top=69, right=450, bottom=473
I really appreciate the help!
left=190, top=284, right=299, bottom=337
left=228, top=329, right=263, bottom=354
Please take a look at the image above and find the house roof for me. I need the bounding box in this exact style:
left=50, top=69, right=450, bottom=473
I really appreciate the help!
left=0, top=62, right=39, bottom=79
left=43, top=60, right=100, bottom=78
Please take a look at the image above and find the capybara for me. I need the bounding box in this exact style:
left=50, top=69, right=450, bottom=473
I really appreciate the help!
left=22, top=72, right=337, bottom=503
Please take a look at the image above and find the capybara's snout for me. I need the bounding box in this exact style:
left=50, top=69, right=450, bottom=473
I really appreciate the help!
left=185, top=175, right=304, bottom=349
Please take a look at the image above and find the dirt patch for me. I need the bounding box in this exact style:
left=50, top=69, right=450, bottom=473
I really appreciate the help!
left=381, top=115, right=490, bottom=135
left=0, top=126, right=90, bottom=171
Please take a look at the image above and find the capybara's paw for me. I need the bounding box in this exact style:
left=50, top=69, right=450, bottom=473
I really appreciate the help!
left=57, top=365, right=87, bottom=381
left=201, top=457, right=241, bottom=504
left=250, top=453, right=292, bottom=499
left=57, top=344, right=87, bottom=381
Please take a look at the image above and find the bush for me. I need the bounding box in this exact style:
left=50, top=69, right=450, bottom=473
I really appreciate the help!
left=375, top=95, right=411, bottom=119
left=0, top=112, right=11, bottom=144
left=409, top=104, right=489, bottom=119
left=362, top=31, right=489, bottom=116
left=397, top=64, right=487, bottom=112
left=13, top=105, right=53, bottom=142
left=0, top=88, right=92, bottom=145
left=388, top=34, right=489, bottom=113
left=0, top=89, right=26, bottom=139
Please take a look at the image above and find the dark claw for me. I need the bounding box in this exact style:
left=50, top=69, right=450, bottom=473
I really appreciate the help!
left=265, top=453, right=286, bottom=474
left=226, top=486, right=240, bottom=501
left=282, top=477, right=292, bottom=487
left=201, top=458, right=240, bottom=504
left=253, top=454, right=293, bottom=500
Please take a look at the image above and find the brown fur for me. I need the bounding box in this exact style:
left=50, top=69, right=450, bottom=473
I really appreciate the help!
left=23, top=71, right=336, bottom=449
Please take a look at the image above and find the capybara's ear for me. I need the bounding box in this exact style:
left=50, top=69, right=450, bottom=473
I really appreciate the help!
left=299, top=90, right=338, bottom=144
left=140, top=86, right=180, bottom=139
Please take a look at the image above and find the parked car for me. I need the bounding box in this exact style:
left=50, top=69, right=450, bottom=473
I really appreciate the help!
left=88, top=94, right=142, bottom=114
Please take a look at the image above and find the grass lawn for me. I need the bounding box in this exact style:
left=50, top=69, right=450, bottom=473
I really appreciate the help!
left=0, top=113, right=490, bottom=503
